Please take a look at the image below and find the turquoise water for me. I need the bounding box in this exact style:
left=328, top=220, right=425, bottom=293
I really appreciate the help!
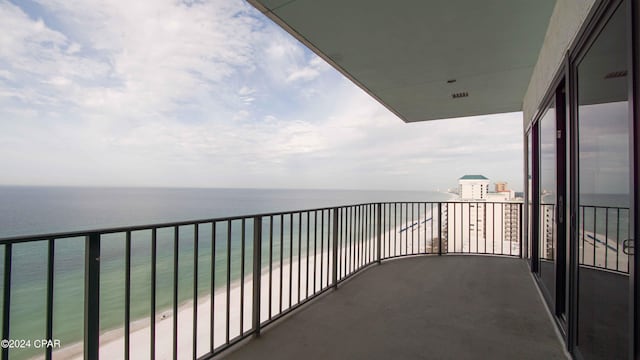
left=0, top=187, right=451, bottom=359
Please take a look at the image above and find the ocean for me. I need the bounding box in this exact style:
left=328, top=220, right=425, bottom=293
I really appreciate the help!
left=0, top=186, right=453, bottom=359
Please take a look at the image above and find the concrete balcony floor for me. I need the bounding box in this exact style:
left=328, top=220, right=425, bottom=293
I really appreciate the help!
left=223, top=255, right=567, bottom=360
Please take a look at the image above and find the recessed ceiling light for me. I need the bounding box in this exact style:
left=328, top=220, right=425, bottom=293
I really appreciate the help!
left=452, top=92, right=468, bottom=99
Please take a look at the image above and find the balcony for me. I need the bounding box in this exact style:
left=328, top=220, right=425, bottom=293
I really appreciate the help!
left=224, top=255, right=565, bottom=360
left=0, top=200, right=574, bottom=360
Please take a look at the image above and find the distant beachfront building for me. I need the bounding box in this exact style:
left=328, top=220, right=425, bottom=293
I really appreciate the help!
left=445, top=176, right=522, bottom=254
left=458, top=175, right=490, bottom=200
left=487, top=181, right=516, bottom=201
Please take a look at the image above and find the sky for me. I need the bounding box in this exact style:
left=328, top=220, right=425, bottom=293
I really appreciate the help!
left=0, top=0, right=524, bottom=192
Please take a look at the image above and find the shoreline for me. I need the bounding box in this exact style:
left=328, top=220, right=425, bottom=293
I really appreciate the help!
left=39, top=215, right=436, bottom=359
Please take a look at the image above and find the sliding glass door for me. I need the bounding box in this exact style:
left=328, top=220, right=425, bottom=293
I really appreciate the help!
left=575, top=2, right=630, bottom=358
left=538, top=101, right=557, bottom=303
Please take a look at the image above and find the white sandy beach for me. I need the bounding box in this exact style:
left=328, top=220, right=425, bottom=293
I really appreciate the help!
left=43, top=210, right=456, bottom=360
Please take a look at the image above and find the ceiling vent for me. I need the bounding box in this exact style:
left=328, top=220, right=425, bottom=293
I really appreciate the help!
left=452, top=92, right=468, bottom=99
left=604, top=70, right=627, bottom=79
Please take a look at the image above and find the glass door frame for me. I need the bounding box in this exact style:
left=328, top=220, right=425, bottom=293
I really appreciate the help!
left=530, top=77, right=568, bottom=332
left=567, top=0, right=636, bottom=357
left=630, top=0, right=639, bottom=358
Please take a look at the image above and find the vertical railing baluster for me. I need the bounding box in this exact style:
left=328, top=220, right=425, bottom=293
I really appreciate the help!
left=616, top=208, right=620, bottom=271
left=355, top=206, right=359, bottom=267
left=269, top=216, right=273, bottom=319
left=467, top=204, right=470, bottom=253
left=45, top=239, right=55, bottom=360
left=484, top=204, right=487, bottom=254
left=85, top=233, right=100, bottom=360
left=333, top=208, right=339, bottom=289
left=428, top=203, right=432, bottom=253
left=348, top=207, right=351, bottom=271
left=193, top=225, right=199, bottom=359
left=357, top=206, right=362, bottom=267
left=351, top=206, right=355, bottom=272
left=1, top=243, right=10, bottom=360
left=387, top=204, right=391, bottom=257
left=438, top=203, right=443, bottom=255
left=406, top=203, right=410, bottom=254
left=327, top=210, right=332, bottom=286
left=252, top=216, right=262, bottom=337
left=399, top=203, right=403, bottom=256
left=338, top=209, right=342, bottom=279
left=306, top=212, right=310, bottom=298
left=350, top=207, right=354, bottom=272
left=365, top=205, right=369, bottom=263
left=519, top=203, right=523, bottom=257
left=364, top=205, right=367, bottom=263
left=361, top=205, right=364, bottom=264
left=368, top=205, right=372, bottom=263
left=370, top=205, right=374, bottom=261
left=313, top=211, right=317, bottom=292
left=240, top=219, right=246, bottom=335
left=509, top=205, right=513, bottom=256
left=173, top=227, right=179, bottom=360
left=476, top=203, right=479, bottom=253
left=367, top=204, right=377, bottom=264
left=392, top=203, right=396, bottom=256
left=355, top=206, right=358, bottom=269
left=279, top=214, right=284, bottom=314
left=581, top=206, right=585, bottom=264
left=210, top=222, right=216, bottom=351
left=417, top=203, right=420, bottom=253
left=226, top=220, right=231, bottom=344
left=453, top=204, right=457, bottom=252
left=363, top=206, right=367, bottom=263
left=493, top=204, right=496, bottom=254
left=377, top=203, right=382, bottom=264
left=289, top=214, right=293, bottom=309
left=320, top=211, right=324, bottom=289
left=363, top=205, right=367, bottom=264
left=412, top=203, right=415, bottom=254
left=605, top=208, right=609, bottom=269
left=593, top=208, right=597, bottom=267
left=125, top=231, right=131, bottom=360
left=501, top=204, right=504, bottom=255
left=151, top=229, right=157, bottom=359
left=298, top=213, right=302, bottom=304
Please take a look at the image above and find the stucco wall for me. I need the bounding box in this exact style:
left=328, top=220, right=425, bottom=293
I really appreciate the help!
left=522, top=0, right=596, bottom=128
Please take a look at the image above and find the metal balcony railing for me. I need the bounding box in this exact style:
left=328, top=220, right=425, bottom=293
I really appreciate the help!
left=578, top=205, right=630, bottom=274
left=0, top=201, right=522, bottom=360
left=538, top=203, right=630, bottom=274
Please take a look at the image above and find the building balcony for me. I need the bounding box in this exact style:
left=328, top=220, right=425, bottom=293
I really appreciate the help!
left=0, top=200, right=572, bottom=360
left=224, top=255, right=566, bottom=360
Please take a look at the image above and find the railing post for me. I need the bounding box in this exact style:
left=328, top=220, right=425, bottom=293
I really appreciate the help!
left=377, top=203, right=382, bottom=264
left=252, top=216, right=262, bottom=337
left=2, top=243, right=12, bottom=360
left=438, top=203, right=443, bottom=256
left=519, top=203, right=523, bottom=258
left=85, top=233, right=100, bottom=360
left=332, top=208, right=339, bottom=289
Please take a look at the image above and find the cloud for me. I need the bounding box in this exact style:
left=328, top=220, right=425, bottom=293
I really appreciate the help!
left=0, top=0, right=524, bottom=191
left=286, top=55, right=328, bottom=83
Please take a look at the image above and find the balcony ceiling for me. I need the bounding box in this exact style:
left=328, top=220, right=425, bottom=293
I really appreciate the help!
left=248, top=0, right=556, bottom=122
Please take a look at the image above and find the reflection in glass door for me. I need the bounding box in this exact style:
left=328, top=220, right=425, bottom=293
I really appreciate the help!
left=538, top=101, right=557, bottom=303
left=575, top=3, right=630, bottom=359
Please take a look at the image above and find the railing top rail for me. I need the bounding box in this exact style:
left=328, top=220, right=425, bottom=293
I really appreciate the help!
left=578, top=204, right=630, bottom=210
left=0, top=200, right=522, bottom=244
